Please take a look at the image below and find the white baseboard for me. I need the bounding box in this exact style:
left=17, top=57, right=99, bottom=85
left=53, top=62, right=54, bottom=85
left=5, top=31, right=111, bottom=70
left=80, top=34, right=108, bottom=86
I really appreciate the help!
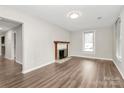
left=112, top=59, right=124, bottom=80
left=4, top=56, right=14, bottom=60
left=71, top=55, right=113, bottom=61
left=16, top=60, right=22, bottom=65
left=22, top=60, right=55, bottom=74
left=5, top=56, right=11, bottom=60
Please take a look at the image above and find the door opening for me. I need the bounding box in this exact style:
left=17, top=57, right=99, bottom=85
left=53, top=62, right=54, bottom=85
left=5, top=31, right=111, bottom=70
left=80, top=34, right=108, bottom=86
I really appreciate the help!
left=0, top=17, right=23, bottom=73
left=1, top=36, right=5, bottom=57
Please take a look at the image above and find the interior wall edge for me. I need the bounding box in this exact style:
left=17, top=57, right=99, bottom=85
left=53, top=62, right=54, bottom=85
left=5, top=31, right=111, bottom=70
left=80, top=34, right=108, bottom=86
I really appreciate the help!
left=112, top=59, right=124, bottom=80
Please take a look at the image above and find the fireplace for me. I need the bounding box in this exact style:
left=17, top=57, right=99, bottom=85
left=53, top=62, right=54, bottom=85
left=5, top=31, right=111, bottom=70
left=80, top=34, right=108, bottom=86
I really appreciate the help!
left=54, top=41, right=70, bottom=61
left=59, top=49, right=67, bottom=59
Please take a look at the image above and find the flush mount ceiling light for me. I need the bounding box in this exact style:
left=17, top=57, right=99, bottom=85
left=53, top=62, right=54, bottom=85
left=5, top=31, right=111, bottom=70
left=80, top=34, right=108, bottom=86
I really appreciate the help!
left=67, top=10, right=82, bottom=19
left=97, top=17, right=102, bottom=20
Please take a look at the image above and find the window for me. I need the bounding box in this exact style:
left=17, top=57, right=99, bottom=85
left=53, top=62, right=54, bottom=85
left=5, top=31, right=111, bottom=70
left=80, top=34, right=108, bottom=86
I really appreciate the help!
left=83, top=31, right=95, bottom=52
left=115, top=18, right=122, bottom=61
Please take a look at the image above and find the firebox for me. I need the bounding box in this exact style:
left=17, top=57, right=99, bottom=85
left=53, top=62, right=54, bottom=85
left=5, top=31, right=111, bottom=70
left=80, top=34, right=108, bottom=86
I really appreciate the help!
left=59, top=49, right=67, bottom=59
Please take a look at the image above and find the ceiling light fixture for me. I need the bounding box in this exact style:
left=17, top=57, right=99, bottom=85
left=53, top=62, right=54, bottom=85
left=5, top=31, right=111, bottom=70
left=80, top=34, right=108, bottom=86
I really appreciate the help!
left=67, top=10, right=82, bottom=19
left=97, top=17, right=102, bottom=20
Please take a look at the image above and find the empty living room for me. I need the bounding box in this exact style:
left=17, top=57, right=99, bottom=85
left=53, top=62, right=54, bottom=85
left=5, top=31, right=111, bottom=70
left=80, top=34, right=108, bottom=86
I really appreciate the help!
left=0, top=1, right=124, bottom=91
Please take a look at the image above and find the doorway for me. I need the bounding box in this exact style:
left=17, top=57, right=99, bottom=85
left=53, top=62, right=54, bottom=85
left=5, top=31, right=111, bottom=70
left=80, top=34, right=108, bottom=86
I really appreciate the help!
left=1, top=36, right=5, bottom=56
left=0, top=17, right=23, bottom=72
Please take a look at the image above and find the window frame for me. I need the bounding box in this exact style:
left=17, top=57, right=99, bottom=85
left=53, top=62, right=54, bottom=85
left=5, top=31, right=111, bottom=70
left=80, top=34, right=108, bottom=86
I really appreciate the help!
left=82, top=30, right=95, bottom=54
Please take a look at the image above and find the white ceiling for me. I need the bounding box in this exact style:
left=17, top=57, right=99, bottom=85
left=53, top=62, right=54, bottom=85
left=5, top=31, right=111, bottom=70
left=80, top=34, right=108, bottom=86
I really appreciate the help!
left=0, top=17, right=21, bottom=34
left=7, top=5, right=123, bottom=31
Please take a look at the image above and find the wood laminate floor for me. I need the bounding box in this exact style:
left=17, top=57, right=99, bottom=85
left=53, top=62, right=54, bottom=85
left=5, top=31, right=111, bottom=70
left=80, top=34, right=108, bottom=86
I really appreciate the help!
left=0, top=57, right=124, bottom=88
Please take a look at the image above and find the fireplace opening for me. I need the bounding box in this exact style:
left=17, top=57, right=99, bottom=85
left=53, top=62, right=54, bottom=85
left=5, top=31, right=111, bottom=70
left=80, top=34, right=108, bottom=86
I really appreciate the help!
left=59, top=49, right=67, bottom=59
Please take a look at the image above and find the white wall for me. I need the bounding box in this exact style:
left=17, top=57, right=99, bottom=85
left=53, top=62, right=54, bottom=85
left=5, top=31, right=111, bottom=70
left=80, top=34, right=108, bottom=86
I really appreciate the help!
left=113, top=7, right=124, bottom=78
left=70, top=27, right=113, bottom=59
left=0, top=6, right=70, bottom=73
left=15, top=25, right=22, bottom=64
left=5, top=30, right=14, bottom=60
